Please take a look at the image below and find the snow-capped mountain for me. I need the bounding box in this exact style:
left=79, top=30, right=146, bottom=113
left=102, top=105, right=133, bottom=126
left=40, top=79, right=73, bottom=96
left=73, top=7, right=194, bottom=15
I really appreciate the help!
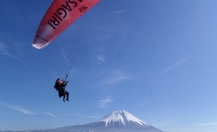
left=1, top=110, right=164, bottom=132
left=93, top=110, right=149, bottom=127
left=62, top=110, right=164, bottom=132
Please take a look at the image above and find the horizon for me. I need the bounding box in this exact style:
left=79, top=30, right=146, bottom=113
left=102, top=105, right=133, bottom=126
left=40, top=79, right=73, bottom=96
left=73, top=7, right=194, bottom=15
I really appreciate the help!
left=0, top=109, right=163, bottom=132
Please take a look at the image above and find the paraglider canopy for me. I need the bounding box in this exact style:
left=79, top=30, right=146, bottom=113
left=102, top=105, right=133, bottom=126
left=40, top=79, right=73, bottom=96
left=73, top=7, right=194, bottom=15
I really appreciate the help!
left=32, top=0, right=100, bottom=49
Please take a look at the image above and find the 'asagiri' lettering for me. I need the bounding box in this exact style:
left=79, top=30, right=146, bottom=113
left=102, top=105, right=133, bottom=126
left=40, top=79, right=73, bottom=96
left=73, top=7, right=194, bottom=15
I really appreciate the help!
left=48, top=0, right=86, bottom=29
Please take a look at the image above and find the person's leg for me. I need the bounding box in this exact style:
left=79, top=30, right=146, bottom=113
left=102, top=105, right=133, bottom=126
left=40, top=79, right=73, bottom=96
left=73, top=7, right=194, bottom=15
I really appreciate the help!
left=63, top=94, right=66, bottom=102
left=65, top=91, right=69, bottom=101
left=58, top=91, right=61, bottom=97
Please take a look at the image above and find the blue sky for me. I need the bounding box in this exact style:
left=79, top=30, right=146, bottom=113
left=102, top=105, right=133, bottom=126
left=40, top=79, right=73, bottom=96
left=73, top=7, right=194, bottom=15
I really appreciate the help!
left=1, top=0, right=217, bottom=132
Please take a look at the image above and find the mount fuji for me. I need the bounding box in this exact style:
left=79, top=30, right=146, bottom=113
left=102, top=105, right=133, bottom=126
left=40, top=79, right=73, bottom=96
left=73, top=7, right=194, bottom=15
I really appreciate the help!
left=57, top=110, right=164, bottom=132
left=0, top=110, right=164, bottom=132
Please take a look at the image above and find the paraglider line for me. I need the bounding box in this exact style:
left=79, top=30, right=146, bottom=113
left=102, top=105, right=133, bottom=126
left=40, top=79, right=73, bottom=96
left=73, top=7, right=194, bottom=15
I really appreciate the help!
left=66, top=43, right=84, bottom=75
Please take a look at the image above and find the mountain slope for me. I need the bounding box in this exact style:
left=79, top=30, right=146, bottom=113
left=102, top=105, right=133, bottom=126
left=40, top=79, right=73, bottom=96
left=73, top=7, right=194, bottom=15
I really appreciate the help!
left=62, top=110, right=164, bottom=132
left=94, top=110, right=149, bottom=126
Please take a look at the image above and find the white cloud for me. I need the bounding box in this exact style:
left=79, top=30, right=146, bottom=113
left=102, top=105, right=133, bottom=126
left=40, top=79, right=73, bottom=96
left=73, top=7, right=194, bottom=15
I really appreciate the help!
left=139, top=103, right=146, bottom=107
left=98, top=96, right=113, bottom=108
left=103, top=70, right=130, bottom=85
left=96, top=55, right=105, bottom=64
left=7, top=106, right=36, bottom=115
left=160, top=58, right=188, bottom=75
left=45, top=112, right=56, bottom=118
left=0, top=42, right=9, bottom=55
left=0, top=42, right=25, bottom=64
left=195, top=121, right=217, bottom=127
